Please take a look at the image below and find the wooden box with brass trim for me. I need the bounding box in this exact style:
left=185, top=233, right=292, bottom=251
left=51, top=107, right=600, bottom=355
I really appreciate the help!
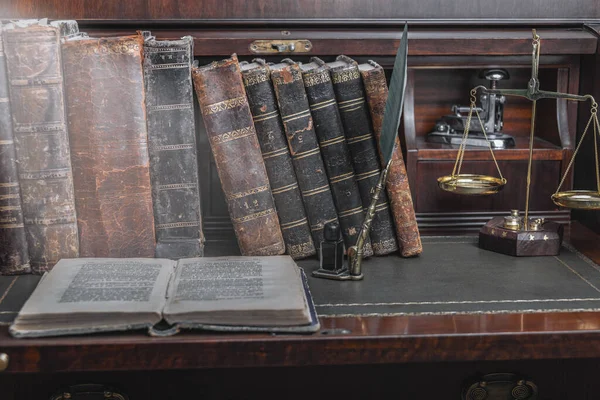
left=479, top=215, right=564, bottom=257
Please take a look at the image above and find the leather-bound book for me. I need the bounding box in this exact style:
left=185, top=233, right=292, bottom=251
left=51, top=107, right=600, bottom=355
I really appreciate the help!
left=300, top=58, right=373, bottom=257
left=4, top=21, right=79, bottom=273
left=359, top=61, right=422, bottom=257
left=328, top=56, right=398, bottom=256
left=192, top=55, right=285, bottom=256
left=62, top=34, right=155, bottom=257
left=0, top=23, right=30, bottom=275
left=270, top=60, right=339, bottom=245
left=142, top=32, right=205, bottom=259
left=240, top=60, right=315, bottom=259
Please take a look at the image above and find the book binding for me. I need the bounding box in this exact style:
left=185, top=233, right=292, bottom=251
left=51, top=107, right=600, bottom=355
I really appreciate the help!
left=62, top=34, right=156, bottom=257
left=360, top=61, right=422, bottom=257
left=301, top=58, right=373, bottom=256
left=192, top=55, right=285, bottom=256
left=0, top=23, right=30, bottom=275
left=142, top=33, right=205, bottom=259
left=4, top=21, right=79, bottom=272
left=329, top=56, right=398, bottom=256
left=271, top=61, right=339, bottom=245
left=241, top=60, right=315, bottom=259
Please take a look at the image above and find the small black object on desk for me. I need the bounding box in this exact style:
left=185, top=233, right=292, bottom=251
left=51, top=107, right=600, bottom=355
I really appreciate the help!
left=312, top=221, right=352, bottom=280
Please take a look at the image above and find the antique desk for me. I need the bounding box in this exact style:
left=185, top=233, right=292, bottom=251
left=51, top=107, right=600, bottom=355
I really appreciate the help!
left=3, top=1, right=600, bottom=398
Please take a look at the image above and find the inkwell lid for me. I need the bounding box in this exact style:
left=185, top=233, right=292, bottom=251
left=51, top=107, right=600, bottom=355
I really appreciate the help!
left=324, top=221, right=341, bottom=242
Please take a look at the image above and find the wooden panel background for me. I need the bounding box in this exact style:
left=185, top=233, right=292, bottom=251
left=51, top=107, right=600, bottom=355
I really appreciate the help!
left=0, top=0, right=599, bottom=21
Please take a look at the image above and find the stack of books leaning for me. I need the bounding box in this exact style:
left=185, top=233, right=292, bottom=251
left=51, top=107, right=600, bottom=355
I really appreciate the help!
left=0, top=19, right=422, bottom=277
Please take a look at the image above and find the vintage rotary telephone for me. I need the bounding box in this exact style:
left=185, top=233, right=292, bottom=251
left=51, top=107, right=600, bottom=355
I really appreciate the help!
left=427, top=69, right=516, bottom=149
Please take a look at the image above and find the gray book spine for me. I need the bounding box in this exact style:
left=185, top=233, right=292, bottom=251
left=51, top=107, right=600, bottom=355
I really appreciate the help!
left=143, top=33, right=205, bottom=259
left=241, top=61, right=315, bottom=259
left=0, top=23, right=30, bottom=275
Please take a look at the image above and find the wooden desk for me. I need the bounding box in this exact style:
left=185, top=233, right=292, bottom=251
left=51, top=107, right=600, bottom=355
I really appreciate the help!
left=2, top=223, right=600, bottom=399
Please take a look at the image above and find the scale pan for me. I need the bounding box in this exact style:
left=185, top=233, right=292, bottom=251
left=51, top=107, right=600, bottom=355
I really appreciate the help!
left=552, top=190, right=600, bottom=210
left=437, top=174, right=506, bottom=195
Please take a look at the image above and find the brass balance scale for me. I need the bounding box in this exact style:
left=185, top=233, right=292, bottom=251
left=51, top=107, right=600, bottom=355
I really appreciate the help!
left=438, top=29, right=600, bottom=256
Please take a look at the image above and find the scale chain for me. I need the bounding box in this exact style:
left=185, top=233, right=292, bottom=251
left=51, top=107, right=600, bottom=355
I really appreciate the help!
left=554, top=102, right=598, bottom=194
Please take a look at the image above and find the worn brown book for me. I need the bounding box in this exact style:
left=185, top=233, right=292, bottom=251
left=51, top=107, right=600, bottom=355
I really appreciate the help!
left=62, top=34, right=156, bottom=257
left=359, top=61, right=422, bottom=257
left=4, top=21, right=79, bottom=273
left=0, top=23, right=30, bottom=275
left=192, top=55, right=285, bottom=256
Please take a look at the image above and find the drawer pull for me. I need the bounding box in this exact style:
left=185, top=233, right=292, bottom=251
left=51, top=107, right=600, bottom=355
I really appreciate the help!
left=0, top=353, right=8, bottom=371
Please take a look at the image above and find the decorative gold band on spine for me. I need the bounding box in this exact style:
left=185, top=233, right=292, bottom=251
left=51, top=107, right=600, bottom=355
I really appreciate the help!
left=0, top=183, right=18, bottom=188
left=148, top=103, right=192, bottom=112
left=149, top=63, right=188, bottom=69
left=253, top=110, right=279, bottom=123
left=243, top=72, right=270, bottom=87
left=271, top=182, right=298, bottom=195
left=329, top=171, right=355, bottom=184
left=153, top=144, right=194, bottom=151
left=157, top=183, right=198, bottom=191
left=331, top=69, right=360, bottom=84
left=210, top=126, right=256, bottom=145
left=0, top=223, right=24, bottom=229
left=319, top=136, right=346, bottom=148
left=338, top=206, right=363, bottom=219
left=232, top=208, right=276, bottom=224
left=356, top=169, right=381, bottom=181
left=309, top=98, right=336, bottom=111
left=0, top=140, right=14, bottom=145
left=156, top=221, right=201, bottom=230
left=262, top=147, right=289, bottom=160
left=281, top=110, right=311, bottom=123
left=346, top=133, right=373, bottom=144
left=281, top=217, right=309, bottom=230
left=293, top=147, right=321, bottom=160
left=302, top=184, right=330, bottom=197
left=0, top=194, right=20, bottom=200
left=226, top=185, right=269, bottom=200
left=201, top=96, right=247, bottom=116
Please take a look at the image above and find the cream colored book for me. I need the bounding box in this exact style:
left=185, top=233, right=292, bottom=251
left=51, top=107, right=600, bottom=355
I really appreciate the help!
left=10, top=256, right=319, bottom=338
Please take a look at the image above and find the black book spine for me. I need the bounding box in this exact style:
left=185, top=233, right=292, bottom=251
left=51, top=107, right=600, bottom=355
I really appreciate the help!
left=241, top=63, right=316, bottom=259
left=330, top=57, right=398, bottom=255
left=301, top=63, right=373, bottom=256
left=143, top=34, right=205, bottom=259
left=0, top=23, right=30, bottom=275
left=271, top=63, right=339, bottom=245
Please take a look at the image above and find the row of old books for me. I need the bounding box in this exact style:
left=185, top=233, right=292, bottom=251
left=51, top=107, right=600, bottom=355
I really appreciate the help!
left=201, top=55, right=423, bottom=261
left=0, top=19, right=421, bottom=276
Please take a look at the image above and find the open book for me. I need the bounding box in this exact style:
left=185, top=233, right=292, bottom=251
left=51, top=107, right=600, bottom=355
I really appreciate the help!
left=10, top=256, right=319, bottom=338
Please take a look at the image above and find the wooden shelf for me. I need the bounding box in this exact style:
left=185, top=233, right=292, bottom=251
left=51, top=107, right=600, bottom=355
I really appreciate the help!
left=414, top=136, right=564, bottom=161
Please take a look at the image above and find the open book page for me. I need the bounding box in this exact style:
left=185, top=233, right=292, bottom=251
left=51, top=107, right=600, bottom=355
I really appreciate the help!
left=163, top=256, right=311, bottom=326
left=11, top=258, right=176, bottom=337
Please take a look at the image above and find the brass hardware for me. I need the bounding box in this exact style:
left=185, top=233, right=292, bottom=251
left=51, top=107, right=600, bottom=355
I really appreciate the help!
left=438, top=174, right=506, bottom=196
left=0, top=353, right=8, bottom=371
left=249, top=40, right=312, bottom=54
left=503, top=210, right=522, bottom=230
left=528, top=218, right=544, bottom=231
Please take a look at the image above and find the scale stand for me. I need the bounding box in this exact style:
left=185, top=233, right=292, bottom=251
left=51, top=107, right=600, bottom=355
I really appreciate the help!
left=438, top=29, right=600, bottom=257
